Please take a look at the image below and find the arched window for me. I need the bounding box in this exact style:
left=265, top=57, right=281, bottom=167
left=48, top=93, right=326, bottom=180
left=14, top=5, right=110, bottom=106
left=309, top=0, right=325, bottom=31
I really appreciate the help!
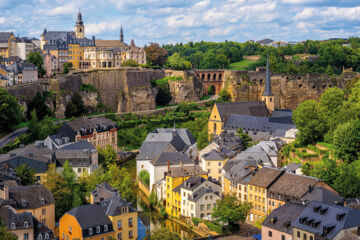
left=213, top=123, right=217, bottom=133
left=96, top=226, right=100, bottom=233
left=24, top=221, right=28, bottom=228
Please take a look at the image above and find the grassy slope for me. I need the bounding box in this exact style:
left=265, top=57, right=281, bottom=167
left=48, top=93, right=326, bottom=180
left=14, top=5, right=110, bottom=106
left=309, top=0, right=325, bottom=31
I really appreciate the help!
left=229, top=59, right=256, bottom=70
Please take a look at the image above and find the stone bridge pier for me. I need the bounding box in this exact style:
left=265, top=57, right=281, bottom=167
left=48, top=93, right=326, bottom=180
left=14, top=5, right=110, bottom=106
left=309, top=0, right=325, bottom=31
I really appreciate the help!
left=195, top=70, right=224, bottom=95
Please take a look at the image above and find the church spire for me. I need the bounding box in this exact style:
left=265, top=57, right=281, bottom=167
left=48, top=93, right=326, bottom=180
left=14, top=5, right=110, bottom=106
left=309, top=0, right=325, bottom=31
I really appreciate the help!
left=120, top=26, right=124, bottom=42
left=76, top=9, right=83, bottom=26
left=263, top=53, right=272, bottom=96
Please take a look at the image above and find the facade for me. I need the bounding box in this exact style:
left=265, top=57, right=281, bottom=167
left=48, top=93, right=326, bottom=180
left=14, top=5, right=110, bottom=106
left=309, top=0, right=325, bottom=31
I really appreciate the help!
left=15, top=37, right=37, bottom=60
left=0, top=61, right=38, bottom=86
left=164, top=165, right=207, bottom=218
left=0, top=32, right=16, bottom=58
left=200, top=149, right=228, bottom=181
left=262, top=202, right=306, bottom=240
left=57, top=117, right=117, bottom=149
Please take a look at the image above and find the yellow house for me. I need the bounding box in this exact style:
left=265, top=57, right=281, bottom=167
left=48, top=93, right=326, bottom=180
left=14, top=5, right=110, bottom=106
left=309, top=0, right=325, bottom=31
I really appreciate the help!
left=200, top=149, right=228, bottom=181
left=165, top=165, right=207, bottom=218
left=247, top=167, right=284, bottom=222
left=208, top=102, right=269, bottom=137
left=0, top=32, right=16, bottom=58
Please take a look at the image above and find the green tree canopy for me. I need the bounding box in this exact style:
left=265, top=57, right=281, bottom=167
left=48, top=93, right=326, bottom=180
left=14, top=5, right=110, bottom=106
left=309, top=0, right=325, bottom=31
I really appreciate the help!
left=236, top=128, right=252, bottom=150
left=333, top=161, right=360, bottom=198
left=143, top=228, right=180, bottom=240
left=97, top=145, right=117, bottom=170
left=167, top=52, right=192, bottom=70
left=65, top=93, right=87, bottom=118
left=15, top=164, right=36, bottom=186
left=219, top=89, right=230, bottom=102
left=145, top=43, right=168, bottom=66
left=27, top=52, right=46, bottom=77
left=26, top=91, right=53, bottom=120
left=122, top=59, right=139, bottom=67
left=333, top=119, right=360, bottom=163
left=0, top=88, right=23, bottom=131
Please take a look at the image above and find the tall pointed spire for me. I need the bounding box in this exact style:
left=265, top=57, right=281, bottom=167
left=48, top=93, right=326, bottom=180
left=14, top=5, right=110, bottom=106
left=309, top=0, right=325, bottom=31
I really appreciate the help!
left=263, top=52, right=272, bottom=96
left=76, top=8, right=83, bottom=25
left=120, top=26, right=124, bottom=42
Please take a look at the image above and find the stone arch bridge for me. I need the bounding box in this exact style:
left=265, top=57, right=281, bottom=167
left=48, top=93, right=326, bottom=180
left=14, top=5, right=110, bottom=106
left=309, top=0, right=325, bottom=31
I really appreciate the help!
left=195, top=70, right=224, bottom=95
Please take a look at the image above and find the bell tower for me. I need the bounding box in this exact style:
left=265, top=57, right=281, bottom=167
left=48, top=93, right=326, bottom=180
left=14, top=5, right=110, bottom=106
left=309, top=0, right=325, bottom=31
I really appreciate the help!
left=261, top=53, right=275, bottom=114
left=75, top=9, right=84, bottom=39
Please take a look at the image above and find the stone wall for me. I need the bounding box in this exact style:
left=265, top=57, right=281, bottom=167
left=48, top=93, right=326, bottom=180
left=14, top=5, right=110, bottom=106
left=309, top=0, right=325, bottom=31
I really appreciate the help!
left=223, top=70, right=359, bottom=110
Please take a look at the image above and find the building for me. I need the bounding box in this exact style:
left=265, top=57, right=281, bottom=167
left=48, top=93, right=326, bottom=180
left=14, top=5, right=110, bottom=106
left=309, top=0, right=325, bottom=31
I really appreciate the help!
left=301, top=186, right=344, bottom=205
left=200, top=149, right=228, bottom=181
left=40, top=11, right=96, bottom=70
left=0, top=144, right=55, bottom=182
left=137, top=127, right=197, bottom=191
left=90, top=182, right=119, bottom=204
left=292, top=201, right=360, bottom=240
left=57, top=117, right=117, bottom=149
left=0, top=184, right=56, bottom=232
left=176, top=176, right=222, bottom=219
left=59, top=195, right=137, bottom=240
left=43, top=50, right=58, bottom=77
left=0, top=205, right=56, bottom=240
left=247, top=167, right=284, bottom=222
left=0, top=32, right=16, bottom=58
left=164, top=165, right=207, bottom=218
left=0, top=61, right=38, bottom=86
left=15, top=37, right=37, bottom=60
left=262, top=202, right=305, bottom=240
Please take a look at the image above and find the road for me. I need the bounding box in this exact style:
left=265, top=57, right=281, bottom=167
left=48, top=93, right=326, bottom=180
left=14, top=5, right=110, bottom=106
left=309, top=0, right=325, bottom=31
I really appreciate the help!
left=0, top=127, right=28, bottom=148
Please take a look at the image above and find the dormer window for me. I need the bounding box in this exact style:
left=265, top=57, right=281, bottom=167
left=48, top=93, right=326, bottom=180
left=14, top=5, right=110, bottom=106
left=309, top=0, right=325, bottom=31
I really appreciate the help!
left=69, top=225, right=72, bottom=233
left=45, top=233, right=49, bottom=239
left=11, top=223, right=15, bottom=229
left=104, top=224, right=108, bottom=232
left=22, top=200, right=27, bottom=207
left=24, top=221, right=28, bottom=228
left=40, top=198, right=45, bottom=205
left=88, top=228, right=93, bottom=235
left=96, top=226, right=100, bottom=233
left=38, top=234, right=42, bottom=239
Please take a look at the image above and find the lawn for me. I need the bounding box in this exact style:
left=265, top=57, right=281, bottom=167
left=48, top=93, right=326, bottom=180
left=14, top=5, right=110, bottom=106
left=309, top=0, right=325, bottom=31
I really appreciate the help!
left=229, top=59, right=256, bottom=70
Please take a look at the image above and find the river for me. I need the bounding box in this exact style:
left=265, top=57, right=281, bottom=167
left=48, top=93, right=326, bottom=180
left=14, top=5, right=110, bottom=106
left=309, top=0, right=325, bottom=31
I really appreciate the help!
left=120, top=157, right=200, bottom=240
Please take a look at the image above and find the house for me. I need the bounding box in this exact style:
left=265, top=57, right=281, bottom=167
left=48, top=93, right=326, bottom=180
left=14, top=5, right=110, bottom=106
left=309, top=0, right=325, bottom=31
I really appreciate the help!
left=262, top=202, right=305, bottom=240
left=301, top=186, right=344, bottom=205
left=0, top=184, right=56, bottom=232
left=0, top=32, right=16, bottom=58
left=0, top=144, right=55, bottom=182
left=176, top=176, right=222, bottom=219
left=284, top=163, right=302, bottom=175
left=57, top=117, right=117, bottom=149
left=292, top=201, right=360, bottom=240
left=59, top=196, right=137, bottom=240
left=164, top=165, right=207, bottom=218
left=137, top=127, right=197, bottom=191
left=247, top=167, right=284, bottom=222
left=267, top=173, right=337, bottom=212
left=0, top=205, right=55, bottom=240
left=90, top=182, right=119, bottom=204
left=200, top=149, right=228, bottom=181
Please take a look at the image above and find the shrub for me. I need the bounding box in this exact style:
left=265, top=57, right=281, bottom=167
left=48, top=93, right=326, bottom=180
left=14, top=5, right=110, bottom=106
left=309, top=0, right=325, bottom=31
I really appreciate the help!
left=139, top=170, right=150, bottom=186
left=80, top=84, right=97, bottom=92
left=204, top=221, right=223, bottom=234
left=192, top=217, right=201, bottom=226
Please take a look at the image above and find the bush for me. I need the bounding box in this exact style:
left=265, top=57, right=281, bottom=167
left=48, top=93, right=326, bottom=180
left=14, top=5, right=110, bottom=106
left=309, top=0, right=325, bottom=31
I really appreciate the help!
left=192, top=217, right=201, bottom=226
left=295, top=149, right=319, bottom=159
left=139, top=170, right=150, bottom=186
left=204, top=220, right=223, bottom=234
left=122, top=59, right=139, bottom=67
left=80, top=84, right=97, bottom=92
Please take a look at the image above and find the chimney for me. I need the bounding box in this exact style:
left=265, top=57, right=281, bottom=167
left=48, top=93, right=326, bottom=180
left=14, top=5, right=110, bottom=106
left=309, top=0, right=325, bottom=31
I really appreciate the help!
left=180, top=161, right=183, bottom=167
left=2, top=186, right=9, bottom=200
left=308, top=185, right=312, bottom=193
left=167, top=160, right=170, bottom=173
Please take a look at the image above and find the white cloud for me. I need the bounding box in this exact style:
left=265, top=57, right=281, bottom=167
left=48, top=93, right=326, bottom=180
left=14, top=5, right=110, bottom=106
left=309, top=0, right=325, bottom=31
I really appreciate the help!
left=44, top=2, right=79, bottom=16
left=0, top=17, right=6, bottom=24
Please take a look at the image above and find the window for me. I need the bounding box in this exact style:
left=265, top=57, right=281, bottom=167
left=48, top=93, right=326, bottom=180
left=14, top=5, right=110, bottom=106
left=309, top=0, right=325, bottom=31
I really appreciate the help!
left=24, top=233, right=29, bottom=240
left=218, top=162, right=222, bottom=166
left=128, top=218, right=133, bottom=227
left=122, top=207, right=128, bottom=214
left=213, top=203, right=216, bottom=208
left=129, top=230, right=133, bottom=238
left=45, top=233, right=49, bottom=239
left=78, top=168, right=81, bottom=173
left=207, top=162, right=210, bottom=166
left=117, top=220, right=122, bottom=229
left=218, top=169, right=222, bottom=174
left=200, top=205, right=205, bottom=211
left=281, top=235, right=285, bottom=240
left=268, top=231, right=272, bottom=237
left=297, top=231, right=300, bottom=238
left=42, top=219, right=46, bottom=225
left=207, top=204, right=211, bottom=210
left=104, top=224, right=108, bottom=232
left=69, top=225, right=72, bottom=233
left=118, top=233, right=122, bottom=240
left=310, top=236, right=313, bottom=240
left=11, top=223, right=16, bottom=229
left=97, top=226, right=100, bottom=233
left=24, top=221, right=28, bottom=228
left=42, top=208, right=46, bottom=215
left=303, top=233, right=307, bottom=240
left=22, top=200, right=27, bottom=207
left=41, top=199, right=45, bottom=205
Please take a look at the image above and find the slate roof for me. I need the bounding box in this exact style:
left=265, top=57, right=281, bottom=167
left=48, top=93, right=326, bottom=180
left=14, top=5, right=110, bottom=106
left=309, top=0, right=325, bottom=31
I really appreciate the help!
left=224, top=159, right=259, bottom=184
left=189, top=187, right=220, bottom=202
left=302, top=187, right=343, bottom=205
left=137, top=142, right=171, bottom=160
left=215, top=101, right=270, bottom=121
left=59, top=140, right=96, bottom=151
left=268, top=173, right=319, bottom=201
left=248, top=167, right=284, bottom=188
left=202, top=149, right=226, bottom=161
left=167, top=165, right=206, bottom=178
left=8, top=185, right=55, bottom=209
left=101, top=195, right=136, bottom=216
left=292, top=201, right=360, bottom=239
left=65, top=117, right=116, bottom=133
left=213, top=131, right=243, bottom=152
left=90, top=182, right=119, bottom=203
left=262, top=202, right=305, bottom=234
left=0, top=206, right=34, bottom=230
left=33, top=217, right=55, bottom=240
left=284, top=163, right=302, bottom=173
left=67, top=204, right=113, bottom=229
left=0, top=32, right=12, bottom=43
left=95, top=40, right=129, bottom=49
left=153, top=128, right=196, bottom=145
left=151, top=152, right=193, bottom=166
left=43, top=31, right=95, bottom=48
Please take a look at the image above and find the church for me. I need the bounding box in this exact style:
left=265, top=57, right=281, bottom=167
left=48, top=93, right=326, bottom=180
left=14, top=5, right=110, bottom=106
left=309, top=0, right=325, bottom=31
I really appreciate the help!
left=208, top=55, right=297, bottom=142
left=40, top=11, right=146, bottom=72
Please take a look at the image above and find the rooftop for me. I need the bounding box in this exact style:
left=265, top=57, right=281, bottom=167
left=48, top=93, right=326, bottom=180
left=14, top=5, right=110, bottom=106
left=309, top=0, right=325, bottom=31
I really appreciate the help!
left=167, top=165, right=206, bottom=178
left=215, top=101, right=269, bottom=121
left=248, top=167, right=284, bottom=188
left=8, top=185, right=55, bottom=210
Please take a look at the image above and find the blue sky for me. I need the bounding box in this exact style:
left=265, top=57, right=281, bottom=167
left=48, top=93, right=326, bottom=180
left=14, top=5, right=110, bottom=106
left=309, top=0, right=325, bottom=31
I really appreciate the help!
left=1, top=0, right=360, bottom=46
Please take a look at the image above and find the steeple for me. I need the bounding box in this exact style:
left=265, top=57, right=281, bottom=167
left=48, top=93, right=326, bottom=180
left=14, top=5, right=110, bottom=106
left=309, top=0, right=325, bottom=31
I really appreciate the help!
left=120, top=26, right=124, bottom=42
left=261, top=52, right=275, bottom=114
left=76, top=9, right=83, bottom=25
left=263, top=53, right=272, bottom=96
left=75, top=9, right=85, bottom=39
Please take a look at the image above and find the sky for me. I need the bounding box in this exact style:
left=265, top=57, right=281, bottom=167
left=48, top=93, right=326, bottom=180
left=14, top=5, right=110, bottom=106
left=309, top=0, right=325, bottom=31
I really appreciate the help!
left=1, top=0, right=360, bottom=46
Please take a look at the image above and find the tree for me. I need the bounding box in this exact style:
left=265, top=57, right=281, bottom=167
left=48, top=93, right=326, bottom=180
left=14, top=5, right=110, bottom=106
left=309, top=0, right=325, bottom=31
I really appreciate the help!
left=26, top=91, right=53, bottom=120
left=236, top=128, right=252, bottom=150
left=219, top=89, right=230, bottom=101
left=28, top=110, right=60, bottom=140
left=0, top=220, right=17, bottom=240
left=310, top=157, right=339, bottom=186
left=325, top=65, right=335, bottom=75
left=65, top=93, right=86, bottom=118
left=212, top=195, right=252, bottom=230
left=97, top=145, right=117, bottom=169
left=122, top=59, right=139, bottom=67
left=167, top=52, right=192, bottom=70
left=145, top=43, right=168, bottom=66
left=143, top=228, right=180, bottom=240
left=15, top=164, right=36, bottom=186
left=0, top=88, right=23, bottom=131
left=62, top=62, right=73, bottom=74
left=333, top=119, right=360, bottom=163
left=333, top=162, right=360, bottom=198
left=27, top=52, right=46, bottom=77
left=139, top=170, right=150, bottom=186
left=62, top=160, right=76, bottom=188
left=293, top=100, right=327, bottom=145
left=72, top=185, right=83, bottom=208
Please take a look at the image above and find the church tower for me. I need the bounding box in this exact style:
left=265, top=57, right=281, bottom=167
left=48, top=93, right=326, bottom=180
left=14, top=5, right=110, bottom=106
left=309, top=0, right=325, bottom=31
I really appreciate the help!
left=261, top=54, right=275, bottom=114
left=120, top=26, right=124, bottom=42
left=75, top=10, right=85, bottom=39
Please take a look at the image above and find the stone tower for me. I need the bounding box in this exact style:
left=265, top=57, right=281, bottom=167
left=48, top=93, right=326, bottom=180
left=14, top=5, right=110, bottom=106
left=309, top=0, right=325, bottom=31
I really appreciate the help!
left=120, top=26, right=124, bottom=42
left=75, top=10, right=84, bottom=39
left=261, top=54, right=275, bottom=114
